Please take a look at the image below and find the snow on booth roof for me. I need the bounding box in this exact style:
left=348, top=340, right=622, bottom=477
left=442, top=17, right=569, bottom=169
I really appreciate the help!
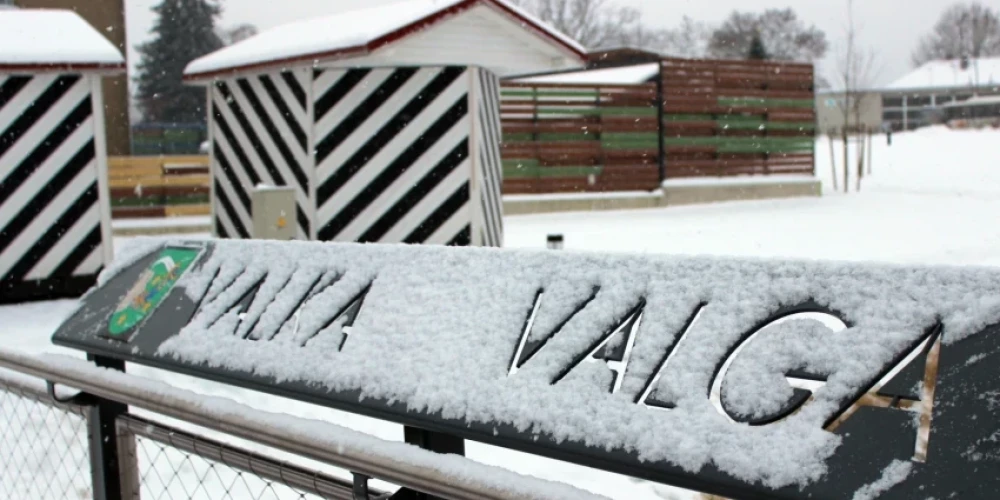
left=885, top=56, right=1000, bottom=92
left=183, top=0, right=587, bottom=81
left=0, top=9, right=124, bottom=72
left=513, top=62, right=661, bottom=85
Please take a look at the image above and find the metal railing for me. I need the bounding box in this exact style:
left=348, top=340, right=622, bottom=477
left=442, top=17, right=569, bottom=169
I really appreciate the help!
left=1, top=370, right=378, bottom=500
left=121, top=414, right=379, bottom=500
left=0, top=349, right=600, bottom=500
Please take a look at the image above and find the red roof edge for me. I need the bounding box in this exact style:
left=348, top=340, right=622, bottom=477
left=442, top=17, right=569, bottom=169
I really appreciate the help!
left=0, top=61, right=126, bottom=74
left=183, top=46, right=370, bottom=83
left=184, top=0, right=585, bottom=82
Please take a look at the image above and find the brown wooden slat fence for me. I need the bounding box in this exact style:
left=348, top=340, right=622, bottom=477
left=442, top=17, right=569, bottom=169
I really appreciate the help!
left=500, top=57, right=816, bottom=194
left=106, top=59, right=816, bottom=218
left=108, top=156, right=210, bottom=219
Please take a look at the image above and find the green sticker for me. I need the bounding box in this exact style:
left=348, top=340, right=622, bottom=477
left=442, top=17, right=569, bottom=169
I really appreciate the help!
left=108, top=247, right=201, bottom=336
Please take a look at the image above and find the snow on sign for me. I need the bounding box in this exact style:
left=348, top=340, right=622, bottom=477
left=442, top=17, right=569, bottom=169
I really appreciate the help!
left=53, top=238, right=1000, bottom=499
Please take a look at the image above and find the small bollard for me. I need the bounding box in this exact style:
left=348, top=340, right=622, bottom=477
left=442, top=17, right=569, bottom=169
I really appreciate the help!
left=547, top=234, right=564, bottom=250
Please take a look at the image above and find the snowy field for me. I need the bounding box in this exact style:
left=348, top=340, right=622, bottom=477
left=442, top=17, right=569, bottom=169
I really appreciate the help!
left=2, top=126, right=999, bottom=499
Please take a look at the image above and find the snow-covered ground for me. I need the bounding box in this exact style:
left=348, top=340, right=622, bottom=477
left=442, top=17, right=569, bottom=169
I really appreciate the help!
left=2, top=126, right=998, bottom=499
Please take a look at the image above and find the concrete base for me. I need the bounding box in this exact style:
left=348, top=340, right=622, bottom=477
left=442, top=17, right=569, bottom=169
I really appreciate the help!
left=111, top=217, right=212, bottom=237
left=660, top=178, right=822, bottom=207
left=112, top=178, right=821, bottom=235
left=503, top=177, right=822, bottom=216
left=503, top=192, right=662, bottom=216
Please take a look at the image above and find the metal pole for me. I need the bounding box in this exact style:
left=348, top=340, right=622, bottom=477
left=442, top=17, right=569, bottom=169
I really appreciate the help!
left=86, top=355, right=137, bottom=500
left=402, top=427, right=466, bottom=499
left=656, top=61, right=667, bottom=183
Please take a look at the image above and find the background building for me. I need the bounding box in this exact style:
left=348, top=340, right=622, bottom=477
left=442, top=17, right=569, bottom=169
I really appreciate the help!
left=879, top=56, right=1000, bottom=131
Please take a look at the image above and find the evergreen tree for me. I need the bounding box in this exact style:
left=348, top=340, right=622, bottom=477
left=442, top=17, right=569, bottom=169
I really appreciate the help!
left=135, top=0, right=223, bottom=125
left=748, top=32, right=769, bottom=60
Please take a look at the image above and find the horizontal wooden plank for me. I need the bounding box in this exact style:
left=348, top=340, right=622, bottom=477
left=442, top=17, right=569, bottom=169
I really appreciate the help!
left=110, top=185, right=211, bottom=199
left=109, top=175, right=210, bottom=189
left=165, top=204, right=211, bottom=217
left=108, top=165, right=164, bottom=179
left=112, top=206, right=166, bottom=219
left=108, top=155, right=209, bottom=169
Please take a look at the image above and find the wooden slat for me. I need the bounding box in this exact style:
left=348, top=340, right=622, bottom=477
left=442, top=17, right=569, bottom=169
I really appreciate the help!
left=165, top=204, right=211, bottom=217
left=110, top=185, right=210, bottom=199
left=109, top=174, right=210, bottom=189
left=112, top=206, right=166, bottom=219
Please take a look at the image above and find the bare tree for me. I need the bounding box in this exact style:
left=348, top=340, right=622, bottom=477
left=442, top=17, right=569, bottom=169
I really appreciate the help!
left=707, top=9, right=828, bottom=62
left=834, top=0, right=878, bottom=192
left=659, top=16, right=710, bottom=58
left=217, top=23, right=259, bottom=45
left=510, top=0, right=651, bottom=49
left=912, top=2, right=1000, bottom=66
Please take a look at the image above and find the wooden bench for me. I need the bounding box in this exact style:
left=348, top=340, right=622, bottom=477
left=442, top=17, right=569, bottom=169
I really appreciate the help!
left=53, top=239, right=1000, bottom=499
left=107, top=156, right=211, bottom=219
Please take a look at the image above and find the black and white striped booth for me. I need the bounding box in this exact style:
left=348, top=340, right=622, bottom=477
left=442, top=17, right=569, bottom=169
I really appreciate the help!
left=183, top=0, right=586, bottom=247
left=0, top=9, right=124, bottom=304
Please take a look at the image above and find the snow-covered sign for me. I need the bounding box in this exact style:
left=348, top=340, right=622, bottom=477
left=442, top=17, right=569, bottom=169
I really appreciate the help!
left=54, top=238, right=1000, bottom=499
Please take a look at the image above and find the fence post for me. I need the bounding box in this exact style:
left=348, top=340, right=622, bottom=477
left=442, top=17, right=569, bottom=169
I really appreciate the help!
left=401, top=426, right=465, bottom=500
left=86, top=355, right=138, bottom=500
left=656, top=61, right=667, bottom=183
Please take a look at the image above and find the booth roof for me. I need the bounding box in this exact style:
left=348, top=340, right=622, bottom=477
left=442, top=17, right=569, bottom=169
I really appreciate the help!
left=183, top=0, right=586, bottom=81
left=0, top=9, right=125, bottom=72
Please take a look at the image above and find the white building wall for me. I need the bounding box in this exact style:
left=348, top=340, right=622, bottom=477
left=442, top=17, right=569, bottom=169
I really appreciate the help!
left=317, top=5, right=579, bottom=78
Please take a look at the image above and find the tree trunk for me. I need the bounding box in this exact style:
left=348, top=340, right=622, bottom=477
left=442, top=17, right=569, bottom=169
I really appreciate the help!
left=828, top=134, right=839, bottom=191
left=842, top=129, right=849, bottom=193
left=856, top=131, right=865, bottom=191
left=867, top=131, right=873, bottom=175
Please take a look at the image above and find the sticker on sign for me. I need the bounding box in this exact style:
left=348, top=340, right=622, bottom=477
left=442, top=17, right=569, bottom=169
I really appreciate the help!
left=105, top=246, right=203, bottom=341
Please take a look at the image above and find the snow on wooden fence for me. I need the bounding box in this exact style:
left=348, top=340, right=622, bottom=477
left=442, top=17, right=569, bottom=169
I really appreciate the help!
left=499, top=57, right=817, bottom=194
left=51, top=238, right=1000, bottom=499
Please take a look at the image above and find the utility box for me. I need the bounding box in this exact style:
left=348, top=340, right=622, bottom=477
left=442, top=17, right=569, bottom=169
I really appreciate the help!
left=251, top=186, right=297, bottom=240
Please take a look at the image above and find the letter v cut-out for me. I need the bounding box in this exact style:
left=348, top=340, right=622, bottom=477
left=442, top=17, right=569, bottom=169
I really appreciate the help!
left=204, top=271, right=268, bottom=333
left=245, top=268, right=333, bottom=342
left=299, top=281, right=372, bottom=351
left=507, top=286, right=600, bottom=376
left=505, top=282, right=647, bottom=393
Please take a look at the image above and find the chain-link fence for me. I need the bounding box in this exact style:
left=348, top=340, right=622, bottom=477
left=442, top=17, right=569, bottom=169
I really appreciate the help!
left=0, top=376, right=383, bottom=500
left=0, top=378, right=91, bottom=500
left=120, top=415, right=377, bottom=500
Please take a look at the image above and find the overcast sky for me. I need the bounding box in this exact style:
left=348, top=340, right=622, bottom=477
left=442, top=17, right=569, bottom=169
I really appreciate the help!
left=124, top=0, right=952, bottom=86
